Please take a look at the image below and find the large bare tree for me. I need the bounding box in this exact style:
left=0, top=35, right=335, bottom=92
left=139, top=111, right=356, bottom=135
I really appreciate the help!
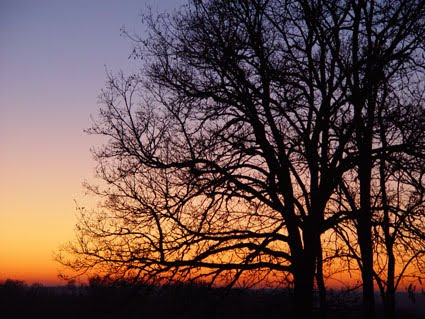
left=58, top=1, right=425, bottom=318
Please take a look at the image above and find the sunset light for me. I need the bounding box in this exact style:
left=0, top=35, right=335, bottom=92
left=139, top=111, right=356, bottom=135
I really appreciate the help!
left=1, top=1, right=425, bottom=319
left=0, top=0, right=182, bottom=286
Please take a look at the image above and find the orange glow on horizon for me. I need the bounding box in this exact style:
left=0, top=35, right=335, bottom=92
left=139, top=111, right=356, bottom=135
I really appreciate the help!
left=0, top=182, right=97, bottom=286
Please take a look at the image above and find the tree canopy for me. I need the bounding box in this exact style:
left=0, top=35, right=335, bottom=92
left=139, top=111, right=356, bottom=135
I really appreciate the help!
left=58, top=1, right=425, bottom=318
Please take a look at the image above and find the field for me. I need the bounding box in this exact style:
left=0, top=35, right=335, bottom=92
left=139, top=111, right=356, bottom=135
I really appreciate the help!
left=1, top=281, right=424, bottom=319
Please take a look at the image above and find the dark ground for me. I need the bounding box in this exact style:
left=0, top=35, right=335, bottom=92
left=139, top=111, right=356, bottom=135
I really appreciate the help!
left=0, top=282, right=424, bottom=319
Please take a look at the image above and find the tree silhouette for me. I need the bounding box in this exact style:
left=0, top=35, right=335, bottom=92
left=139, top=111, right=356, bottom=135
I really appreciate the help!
left=333, top=96, right=425, bottom=319
left=58, top=1, right=425, bottom=318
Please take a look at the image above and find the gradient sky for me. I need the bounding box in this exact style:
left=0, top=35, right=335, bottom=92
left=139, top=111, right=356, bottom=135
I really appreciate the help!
left=0, top=0, right=183, bottom=285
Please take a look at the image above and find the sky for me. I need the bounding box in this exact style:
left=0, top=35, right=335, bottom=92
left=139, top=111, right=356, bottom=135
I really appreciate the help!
left=0, top=0, right=183, bottom=285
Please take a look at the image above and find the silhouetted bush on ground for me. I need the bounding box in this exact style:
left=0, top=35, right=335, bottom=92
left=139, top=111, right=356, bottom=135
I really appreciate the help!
left=0, top=279, right=423, bottom=319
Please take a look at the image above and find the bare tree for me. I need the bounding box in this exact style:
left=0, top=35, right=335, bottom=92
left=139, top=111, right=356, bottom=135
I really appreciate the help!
left=58, top=1, right=425, bottom=318
left=372, top=89, right=425, bottom=319
left=333, top=93, right=425, bottom=319
left=302, top=1, right=425, bottom=317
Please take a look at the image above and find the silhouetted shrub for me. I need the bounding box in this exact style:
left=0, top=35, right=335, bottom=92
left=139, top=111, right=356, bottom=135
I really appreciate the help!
left=0, top=279, right=28, bottom=296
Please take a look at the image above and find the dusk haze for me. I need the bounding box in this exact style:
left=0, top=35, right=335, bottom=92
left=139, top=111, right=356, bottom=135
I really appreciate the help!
left=0, top=0, right=181, bottom=285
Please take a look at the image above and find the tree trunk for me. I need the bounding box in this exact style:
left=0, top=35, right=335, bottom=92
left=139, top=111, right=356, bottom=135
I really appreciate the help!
left=357, top=152, right=376, bottom=319
left=357, top=219, right=375, bottom=319
left=292, top=222, right=318, bottom=319
left=293, top=257, right=315, bottom=319
left=384, top=290, right=396, bottom=319
left=384, top=249, right=396, bottom=319
left=316, top=240, right=327, bottom=319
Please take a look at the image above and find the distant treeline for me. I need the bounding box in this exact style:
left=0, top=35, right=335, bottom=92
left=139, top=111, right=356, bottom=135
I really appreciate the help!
left=0, top=277, right=359, bottom=319
left=1, top=277, right=423, bottom=319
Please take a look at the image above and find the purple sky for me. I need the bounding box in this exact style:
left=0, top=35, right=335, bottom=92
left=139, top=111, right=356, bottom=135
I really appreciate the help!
left=0, top=0, right=183, bottom=284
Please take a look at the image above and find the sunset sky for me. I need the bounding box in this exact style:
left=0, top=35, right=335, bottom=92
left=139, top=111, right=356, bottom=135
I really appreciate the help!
left=0, top=0, right=183, bottom=285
